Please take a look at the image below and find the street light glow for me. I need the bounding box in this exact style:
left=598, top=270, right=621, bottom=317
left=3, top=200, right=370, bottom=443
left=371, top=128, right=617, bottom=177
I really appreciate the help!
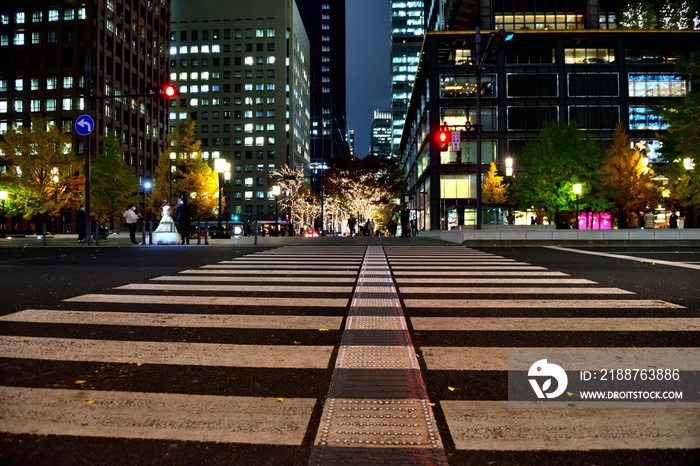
left=572, top=183, right=582, bottom=195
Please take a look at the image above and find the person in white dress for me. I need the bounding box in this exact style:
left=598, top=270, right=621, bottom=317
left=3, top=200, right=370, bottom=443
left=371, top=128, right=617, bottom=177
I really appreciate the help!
left=150, top=199, right=180, bottom=245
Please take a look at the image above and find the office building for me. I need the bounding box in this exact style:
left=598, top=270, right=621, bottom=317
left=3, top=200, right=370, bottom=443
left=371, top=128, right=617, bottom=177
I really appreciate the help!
left=0, top=0, right=172, bottom=230
left=170, top=0, right=310, bottom=220
left=399, top=0, right=699, bottom=230
left=390, top=0, right=424, bottom=156
left=370, top=109, right=392, bottom=157
left=295, top=0, right=347, bottom=194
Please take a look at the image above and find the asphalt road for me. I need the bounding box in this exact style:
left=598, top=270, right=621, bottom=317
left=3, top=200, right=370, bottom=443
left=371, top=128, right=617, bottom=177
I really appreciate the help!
left=0, top=242, right=698, bottom=465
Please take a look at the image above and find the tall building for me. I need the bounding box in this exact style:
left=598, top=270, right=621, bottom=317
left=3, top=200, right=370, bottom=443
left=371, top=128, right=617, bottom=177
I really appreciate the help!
left=295, top=0, right=348, bottom=192
left=390, top=0, right=424, bottom=156
left=399, top=0, right=699, bottom=230
left=370, top=109, right=392, bottom=157
left=170, top=0, right=310, bottom=220
left=0, top=0, right=172, bottom=228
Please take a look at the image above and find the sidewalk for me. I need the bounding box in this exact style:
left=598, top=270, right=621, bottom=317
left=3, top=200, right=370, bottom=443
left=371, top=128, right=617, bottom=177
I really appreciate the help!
left=0, top=232, right=448, bottom=248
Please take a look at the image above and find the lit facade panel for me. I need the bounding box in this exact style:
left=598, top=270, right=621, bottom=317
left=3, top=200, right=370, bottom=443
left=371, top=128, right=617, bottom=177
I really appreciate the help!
left=170, top=0, right=310, bottom=219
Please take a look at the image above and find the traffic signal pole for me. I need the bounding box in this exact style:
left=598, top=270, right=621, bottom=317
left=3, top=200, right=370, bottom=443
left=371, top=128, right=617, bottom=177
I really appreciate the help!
left=475, top=28, right=483, bottom=230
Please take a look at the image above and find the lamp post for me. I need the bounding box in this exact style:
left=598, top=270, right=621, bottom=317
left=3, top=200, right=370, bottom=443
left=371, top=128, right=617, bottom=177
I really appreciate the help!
left=505, top=157, right=513, bottom=177
left=143, top=180, right=152, bottom=235
left=224, top=163, right=231, bottom=223
left=272, top=185, right=281, bottom=236
left=573, top=183, right=582, bottom=229
left=0, top=190, right=7, bottom=234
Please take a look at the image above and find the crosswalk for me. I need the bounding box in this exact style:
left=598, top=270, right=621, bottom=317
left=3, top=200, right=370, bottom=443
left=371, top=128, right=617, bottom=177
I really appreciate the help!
left=1, top=245, right=698, bottom=464
left=385, top=246, right=700, bottom=460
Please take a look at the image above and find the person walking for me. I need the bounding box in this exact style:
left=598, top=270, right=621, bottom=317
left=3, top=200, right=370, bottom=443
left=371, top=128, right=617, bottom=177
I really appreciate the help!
left=76, top=205, right=86, bottom=243
left=123, top=203, right=140, bottom=244
left=175, top=196, right=193, bottom=244
left=644, top=209, right=655, bottom=229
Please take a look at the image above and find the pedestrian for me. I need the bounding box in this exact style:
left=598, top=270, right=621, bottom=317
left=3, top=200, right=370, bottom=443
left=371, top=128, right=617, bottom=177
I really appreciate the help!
left=76, top=205, right=86, bottom=243
left=347, top=216, right=356, bottom=237
left=175, top=196, right=193, bottom=244
left=644, top=209, right=655, bottom=229
left=411, top=218, right=417, bottom=236
left=400, top=208, right=410, bottom=238
left=669, top=211, right=678, bottom=229
left=123, top=203, right=140, bottom=244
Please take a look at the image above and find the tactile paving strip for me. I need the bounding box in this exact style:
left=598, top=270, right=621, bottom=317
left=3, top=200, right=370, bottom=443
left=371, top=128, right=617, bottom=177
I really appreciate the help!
left=310, top=246, right=447, bottom=465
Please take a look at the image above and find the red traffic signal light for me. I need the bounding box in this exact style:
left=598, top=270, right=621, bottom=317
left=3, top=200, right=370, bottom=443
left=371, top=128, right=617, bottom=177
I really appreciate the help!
left=435, top=129, right=450, bottom=151
left=162, top=84, right=177, bottom=98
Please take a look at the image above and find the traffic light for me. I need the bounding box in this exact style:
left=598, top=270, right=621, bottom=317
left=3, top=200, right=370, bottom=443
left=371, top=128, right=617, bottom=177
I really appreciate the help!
left=434, top=128, right=450, bottom=151
left=487, top=29, right=514, bottom=57
left=162, top=84, right=177, bottom=98
left=147, top=84, right=178, bottom=99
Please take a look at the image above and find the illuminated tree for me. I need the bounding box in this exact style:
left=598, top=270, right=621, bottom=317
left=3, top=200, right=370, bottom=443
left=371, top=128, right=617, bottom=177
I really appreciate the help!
left=618, top=2, right=657, bottom=29
left=482, top=162, right=509, bottom=204
left=599, top=123, right=661, bottom=228
left=91, top=130, right=139, bottom=226
left=0, top=117, right=82, bottom=225
left=152, top=119, right=218, bottom=221
left=509, top=121, right=611, bottom=226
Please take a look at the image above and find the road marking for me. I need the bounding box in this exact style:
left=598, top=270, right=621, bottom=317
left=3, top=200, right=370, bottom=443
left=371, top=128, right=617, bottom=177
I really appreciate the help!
left=404, top=299, right=684, bottom=309
left=116, top=283, right=353, bottom=293
left=396, top=278, right=596, bottom=284
left=1, top=309, right=343, bottom=330
left=420, top=347, right=700, bottom=371
left=441, top=400, right=700, bottom=451
left=0, top=386, right=315, bottom=445
left=65, top=294, right=349, bottom=307
left=151, top=275, right=357, bottom=283
left=411, top=316, right=700, bottom=331
left=0, top=335, right=333, bottom=368
left=546, top=246, right=700, bottom=271
left=178, top=269, right=357, bottom=275
left=393, top=270, right=560, bottom=276
left=399, top=287, right=633, bottom=295
left=201, top=264, right=360, bottom=270
left=391, top=263, right=531, bottom=268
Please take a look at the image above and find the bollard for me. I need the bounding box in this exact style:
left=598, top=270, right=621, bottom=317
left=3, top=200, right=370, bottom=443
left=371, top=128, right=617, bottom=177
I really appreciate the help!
left=197, top=222, right=201, bottom=245
left=94, top=220, right=99, bottom=245
left=148, top=220, right=153, bottom=245
left=43, top=221, right=47, bottom=246
left=204, top=220, right=209, bottom=245
left=254, top=220, right=258, bottom=245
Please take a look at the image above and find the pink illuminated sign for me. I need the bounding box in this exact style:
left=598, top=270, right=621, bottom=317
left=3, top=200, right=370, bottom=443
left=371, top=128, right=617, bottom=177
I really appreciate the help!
left=578, top=212, right=612, bottom=230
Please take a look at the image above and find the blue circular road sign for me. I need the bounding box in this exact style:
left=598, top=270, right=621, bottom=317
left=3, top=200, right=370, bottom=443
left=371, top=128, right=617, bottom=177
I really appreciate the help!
left=75, top=115, right=94, bottom=136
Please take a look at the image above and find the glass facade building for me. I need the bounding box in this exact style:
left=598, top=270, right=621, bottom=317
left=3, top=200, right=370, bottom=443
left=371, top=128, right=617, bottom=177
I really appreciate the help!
left=391, top=0, right=424, bottom=156
left=399, top=0, right=699, bottom=230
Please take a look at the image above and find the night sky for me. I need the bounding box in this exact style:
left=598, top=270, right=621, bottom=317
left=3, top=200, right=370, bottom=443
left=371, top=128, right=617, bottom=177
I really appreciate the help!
left=345, top=0, right=391, bottom=157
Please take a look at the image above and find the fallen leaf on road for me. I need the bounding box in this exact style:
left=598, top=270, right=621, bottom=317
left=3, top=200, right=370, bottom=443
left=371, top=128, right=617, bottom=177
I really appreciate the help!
left=75, top=380, right=87, bottom=384
left=319, top=328, right=329, bottom=332
left=87, top=400, right=96, bottom=404
left=448, top=386, right=458, bottom=391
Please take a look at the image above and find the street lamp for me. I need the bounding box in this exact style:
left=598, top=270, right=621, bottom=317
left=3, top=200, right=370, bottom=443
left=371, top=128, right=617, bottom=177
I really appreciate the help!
left=272, top=185, right=281, bottom=236
left=0, top=190, right=7, bottom=234
left=573, top=183, right=582, bottom=229
left=505, top=157, right=513, bottom=177
left=143, top=180, right=152, bottom=236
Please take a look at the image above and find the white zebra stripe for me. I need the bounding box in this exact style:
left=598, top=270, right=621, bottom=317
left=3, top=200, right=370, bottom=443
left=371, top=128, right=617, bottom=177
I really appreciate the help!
left=0, top=386, right=315, bottom=445
left=441, top=400, right=700, bottom=451
left=420, top=347, right=700, bottom=371
left=399, top=287, right=633, bottom=295
left=0, top=335, right=333, bottom=368
left=115, top=283, right=353, bottom=293
left=1, top=309, right=343, bottom=330
left=411, top=316, right=700, bottom=332
left=151, top=275, right=357, bottom=283
left=64, top=294, right=349, bottom=307
left=404, top=299, right=684, bottom=309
